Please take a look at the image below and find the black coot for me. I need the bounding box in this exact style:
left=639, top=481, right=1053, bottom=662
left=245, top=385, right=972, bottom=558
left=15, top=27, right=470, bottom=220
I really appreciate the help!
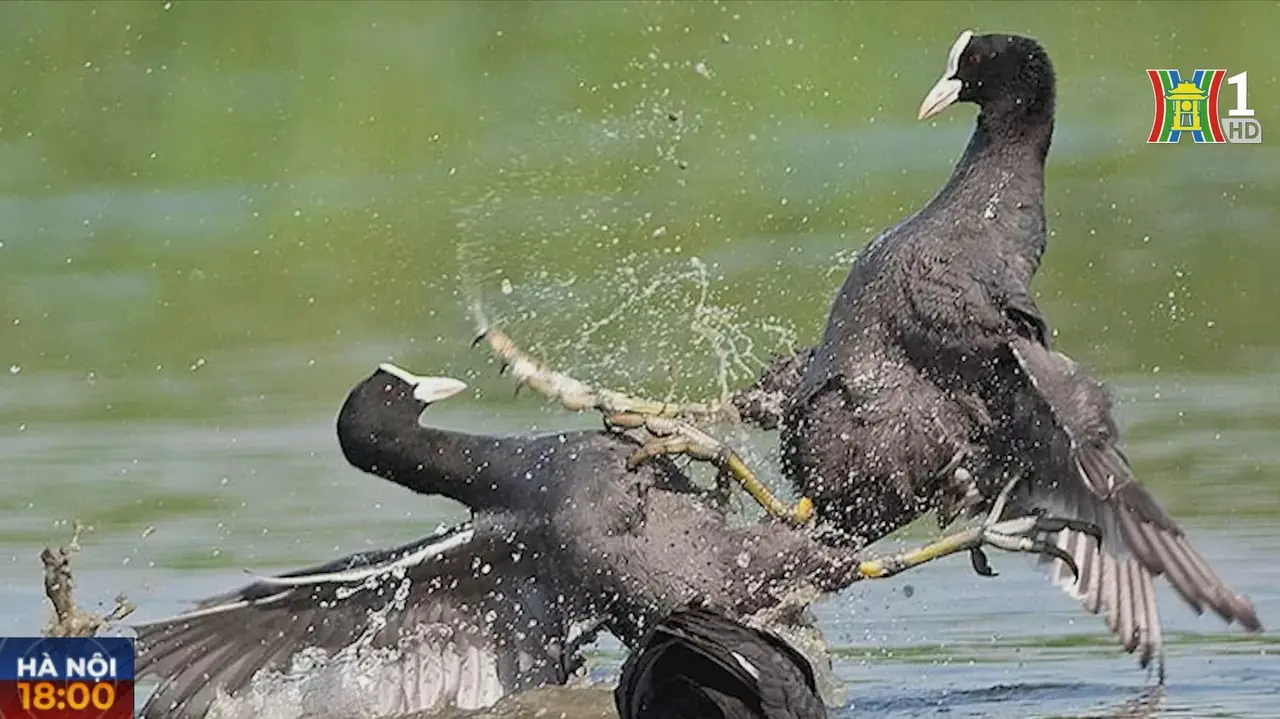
left=132, top=363, right=865, bottom=718
left=779, top=31, right=1260, bottom=667
left=616, top=606, right=827, bottom=719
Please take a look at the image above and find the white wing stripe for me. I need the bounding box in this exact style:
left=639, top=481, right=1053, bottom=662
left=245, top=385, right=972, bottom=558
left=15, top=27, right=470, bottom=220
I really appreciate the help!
left=132, top=590, right=293, bottom=628
left=252, top=528, right=476, bottom=587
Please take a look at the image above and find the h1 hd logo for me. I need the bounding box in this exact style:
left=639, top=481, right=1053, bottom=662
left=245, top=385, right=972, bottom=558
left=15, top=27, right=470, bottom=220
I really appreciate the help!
left=1146, top=69, right=1261, bottom=144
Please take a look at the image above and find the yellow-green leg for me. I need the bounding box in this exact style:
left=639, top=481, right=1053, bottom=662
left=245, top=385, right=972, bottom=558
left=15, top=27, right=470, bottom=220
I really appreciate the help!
left=474, top=326, right=816, bottom=524
left=482, top=327, right=739, bottom=423
left=606, top=412, right=814, bottom=526
left=853, top=514, right=1101, bottom=581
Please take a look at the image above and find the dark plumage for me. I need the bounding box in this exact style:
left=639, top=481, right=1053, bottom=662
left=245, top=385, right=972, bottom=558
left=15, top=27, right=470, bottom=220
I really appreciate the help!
left=133, top=364, right=862, bottom=718
left=768, top=31, right=1261, bottom=665
left=616, top=606, right=827, bottom=719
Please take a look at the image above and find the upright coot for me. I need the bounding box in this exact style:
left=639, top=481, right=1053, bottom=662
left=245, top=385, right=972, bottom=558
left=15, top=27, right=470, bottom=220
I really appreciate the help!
left=779, top=31, right=1261, bottom=666
left=479, top=30, right=1266, bottom=672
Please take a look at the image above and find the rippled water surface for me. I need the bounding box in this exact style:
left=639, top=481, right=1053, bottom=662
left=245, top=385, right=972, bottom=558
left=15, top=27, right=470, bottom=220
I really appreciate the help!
left=3, top=2, right=1279, bottom=717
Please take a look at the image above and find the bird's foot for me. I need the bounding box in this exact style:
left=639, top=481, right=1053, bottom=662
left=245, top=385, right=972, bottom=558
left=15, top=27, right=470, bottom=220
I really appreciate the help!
left=935, top=449, right=983, bottom=529
left=475, top=326, right=739, bottom=424
left=966, top=514, right=1102, bottom=579
left=982, top=474, right=1023, bottom=526
left=612, top=412, right=814, bottom=526
left=853, top=513, right=1102, bottom=581
left=957, top=474, right=1103, bottom=579
left=472, top=326, right=812, bottom=524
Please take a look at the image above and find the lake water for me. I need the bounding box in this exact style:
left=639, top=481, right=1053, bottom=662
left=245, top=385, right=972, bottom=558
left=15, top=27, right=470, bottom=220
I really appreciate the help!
left=2, top=2, right=1278, bottom=717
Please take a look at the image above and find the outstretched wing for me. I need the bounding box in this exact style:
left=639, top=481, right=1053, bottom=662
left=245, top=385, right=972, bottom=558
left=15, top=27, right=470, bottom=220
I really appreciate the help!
left=1006, top=335, right=1262, bottom=666
left=134, top=522, right=599, bottom=719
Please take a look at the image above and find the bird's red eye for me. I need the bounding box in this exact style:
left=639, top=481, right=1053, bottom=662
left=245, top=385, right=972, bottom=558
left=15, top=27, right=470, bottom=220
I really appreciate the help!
left=967, top=52, right=981, bottom=65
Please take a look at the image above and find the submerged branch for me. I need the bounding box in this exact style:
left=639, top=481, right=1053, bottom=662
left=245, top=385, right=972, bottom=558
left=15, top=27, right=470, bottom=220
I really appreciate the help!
left=41, top=521, right=134, bottom=638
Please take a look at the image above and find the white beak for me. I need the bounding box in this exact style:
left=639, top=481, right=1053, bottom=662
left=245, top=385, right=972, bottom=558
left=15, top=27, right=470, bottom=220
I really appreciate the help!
left=378, top=363, right=468, bottom=404
left=413, top=376, right=469, bottom=404
left=918, top=29, right=974, bottom=121
left=918, top=77, right=963, bottom=120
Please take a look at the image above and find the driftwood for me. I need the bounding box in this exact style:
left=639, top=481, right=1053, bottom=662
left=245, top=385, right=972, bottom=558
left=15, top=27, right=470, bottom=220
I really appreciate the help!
left=40, top=521, right=134, bottom=638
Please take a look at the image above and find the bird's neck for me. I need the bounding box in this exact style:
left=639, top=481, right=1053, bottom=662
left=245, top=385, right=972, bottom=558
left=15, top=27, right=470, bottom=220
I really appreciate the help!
left=336, top=392, right=494, bottom=510
left=977, top=89, right=1056, bottom=152
left=927, top=104, right=1054, bottom=278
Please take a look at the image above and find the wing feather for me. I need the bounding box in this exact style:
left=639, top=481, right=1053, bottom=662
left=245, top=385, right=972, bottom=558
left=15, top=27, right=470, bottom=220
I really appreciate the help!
left=134, top=522, right=598, bottom=719
left=1009, top=337, right=1261, bottom=666
left=1117, top=559, right=1137, bottom=652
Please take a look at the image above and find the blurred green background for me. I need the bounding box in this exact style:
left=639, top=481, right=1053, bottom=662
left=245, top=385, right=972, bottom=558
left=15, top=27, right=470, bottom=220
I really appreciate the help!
left=2, top=4, right=1279, bottom=714
left=1, top=0, right=1279, bottom=601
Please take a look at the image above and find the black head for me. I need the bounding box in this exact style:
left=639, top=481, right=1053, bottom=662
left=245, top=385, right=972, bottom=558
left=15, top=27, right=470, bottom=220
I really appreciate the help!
left=340, top=363, right=469, bottom=428
left=918, top=31, right=1055, bottom=124
left=335, top=363, right=468, bottom=477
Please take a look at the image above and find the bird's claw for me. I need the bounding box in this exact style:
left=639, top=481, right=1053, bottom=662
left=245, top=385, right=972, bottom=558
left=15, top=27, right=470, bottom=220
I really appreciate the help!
left=973, top=514, right=1098, bottom=581
left=1041, top=543, right=1081, bottom=581
left=970, top=547, right=996, bottom=577
left=854, top=513, right=1095, bottom=582
left=1030, top=515, right=1104, bottom=543
left=473, top=326, right=806, bottom=522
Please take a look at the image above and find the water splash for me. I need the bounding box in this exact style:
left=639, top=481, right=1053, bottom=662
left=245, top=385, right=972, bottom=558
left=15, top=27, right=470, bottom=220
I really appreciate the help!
left=446, top=41, right=808, bottom=405
left=459, top=242, right=798, bottom=405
